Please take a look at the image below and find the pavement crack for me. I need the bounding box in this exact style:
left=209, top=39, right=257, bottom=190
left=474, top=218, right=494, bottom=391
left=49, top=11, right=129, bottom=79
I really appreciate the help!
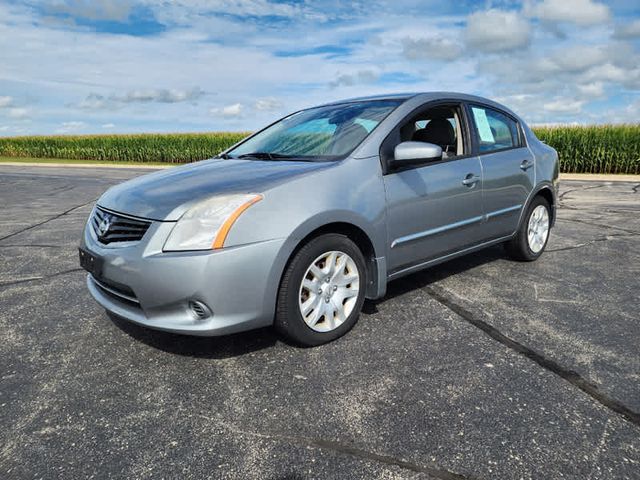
left=632, top=183, right=639, bottom=193
left=558, top=217, right=640, bottom=235
left=558, top=183, right=606, bottom=202
left=546, top=233, right=637, bottom=252
left=0, top=198, right=96, bottom=243
left=212, top=419, right=474, bottom=479
left=0, top=268, right=84, bottom=288
left=424, top=284, right=640, bottom=429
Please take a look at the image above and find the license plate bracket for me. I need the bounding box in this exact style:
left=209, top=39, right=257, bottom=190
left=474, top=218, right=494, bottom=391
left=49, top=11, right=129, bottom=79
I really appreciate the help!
left=78, top=248, right=103, bottom=277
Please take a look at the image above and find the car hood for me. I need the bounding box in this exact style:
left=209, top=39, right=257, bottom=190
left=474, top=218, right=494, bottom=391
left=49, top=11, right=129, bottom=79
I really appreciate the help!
left=98, top=158, right=334, bottom=221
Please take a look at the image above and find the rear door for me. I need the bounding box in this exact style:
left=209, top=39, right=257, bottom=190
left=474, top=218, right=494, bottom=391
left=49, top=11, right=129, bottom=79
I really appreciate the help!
left=381, top=102, right=484, bottom=274
left=467, top=103, right=535, bottom=239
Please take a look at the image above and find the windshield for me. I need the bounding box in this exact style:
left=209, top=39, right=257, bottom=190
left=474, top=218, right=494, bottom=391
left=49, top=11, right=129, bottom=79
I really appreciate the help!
left=226, top=100, right=402, bottom=160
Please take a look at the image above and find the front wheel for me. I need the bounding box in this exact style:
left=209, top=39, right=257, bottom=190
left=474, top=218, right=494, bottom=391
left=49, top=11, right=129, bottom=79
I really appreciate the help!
left=505, top=196, right=551, bottom=261
left=275, top=234, right=366, bottom=346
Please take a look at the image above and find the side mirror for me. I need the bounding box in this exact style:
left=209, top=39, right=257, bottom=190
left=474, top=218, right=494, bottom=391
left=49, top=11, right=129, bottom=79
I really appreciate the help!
left=393, top=141, right=442, bottom=166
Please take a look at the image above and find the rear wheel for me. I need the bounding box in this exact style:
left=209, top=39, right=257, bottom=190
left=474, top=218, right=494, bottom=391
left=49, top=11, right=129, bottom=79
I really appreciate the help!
left=505, top=196, right=551, bottom=261
left=275, top=234, right=366, bottom=346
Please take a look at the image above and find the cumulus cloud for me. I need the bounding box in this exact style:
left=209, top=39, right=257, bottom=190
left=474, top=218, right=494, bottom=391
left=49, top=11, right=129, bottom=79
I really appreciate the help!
left=543, top=98, right=585, bottom=115
left=77, top=87, right=204, bottom=110
left=613, top=20, right=640, bottom=39
left=8, top=108, right=30, bottom=119
left=526, top=0, right=610, bottom=26
left=112, top=87, right=204, bottom=104
left=546, top=45, right=608, bottom=73
left=56, top=120, right=86, bottom=133
left=77, top=93, right=109, bottom=110
left=577, top=82, right=605, bottom=98
left=329, top=70, right=378, bottom=88
left=101, top=123, right=115, bottom=129
left=402, top=37, right=464, bottom=61
left=0, top=96, right=13, bottom=108
left=465, top=9, right=531, bottom=53
left=254, top=97, right=283, bottom=111
left=210, top=103, right=244, bottom=117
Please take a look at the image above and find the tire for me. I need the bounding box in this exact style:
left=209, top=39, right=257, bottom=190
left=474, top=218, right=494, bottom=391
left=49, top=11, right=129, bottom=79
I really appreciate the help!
left=505, top=196, right=551, bottom=261
left=275, top=234, right=367, bottom=346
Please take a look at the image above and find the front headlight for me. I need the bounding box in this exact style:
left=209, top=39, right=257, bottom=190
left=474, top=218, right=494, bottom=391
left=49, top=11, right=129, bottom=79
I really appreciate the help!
left=163, top=194, right=262, bottom=251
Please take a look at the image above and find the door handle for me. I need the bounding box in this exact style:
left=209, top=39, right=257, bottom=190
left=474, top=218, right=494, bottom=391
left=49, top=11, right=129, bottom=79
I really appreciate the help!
left=520, top=160, right=534, bottom=171
left=462, top=174, right=480, bottom=187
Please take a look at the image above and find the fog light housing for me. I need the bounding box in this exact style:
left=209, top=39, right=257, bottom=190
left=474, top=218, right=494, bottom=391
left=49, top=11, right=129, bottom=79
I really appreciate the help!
left=189, top=300, right=212, bottom=320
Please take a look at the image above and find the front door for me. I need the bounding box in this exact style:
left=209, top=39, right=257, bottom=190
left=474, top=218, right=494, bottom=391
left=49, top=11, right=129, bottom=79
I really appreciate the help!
left=381, top=102, right=484, bottom=274
left=384, top=157, right=484, bottom=273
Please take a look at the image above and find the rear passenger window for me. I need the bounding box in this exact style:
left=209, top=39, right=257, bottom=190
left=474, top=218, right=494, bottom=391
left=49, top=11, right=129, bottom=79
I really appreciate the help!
left=470, top=105, right=521, bottom=153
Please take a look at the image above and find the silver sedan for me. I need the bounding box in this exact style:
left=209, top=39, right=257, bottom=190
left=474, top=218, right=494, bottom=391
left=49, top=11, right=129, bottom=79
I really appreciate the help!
left=80, top=92, right=558, bottom=346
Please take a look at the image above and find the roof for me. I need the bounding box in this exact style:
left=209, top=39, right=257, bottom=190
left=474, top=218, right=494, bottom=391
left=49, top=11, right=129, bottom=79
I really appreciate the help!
left=318, top=92, right=521, bottom=121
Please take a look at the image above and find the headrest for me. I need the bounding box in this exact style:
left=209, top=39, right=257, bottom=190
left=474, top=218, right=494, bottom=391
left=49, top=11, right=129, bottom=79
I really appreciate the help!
left=412, top=118, right=455, bottom=146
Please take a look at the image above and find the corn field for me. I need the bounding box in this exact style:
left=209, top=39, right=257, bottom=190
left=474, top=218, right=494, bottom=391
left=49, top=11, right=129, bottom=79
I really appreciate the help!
left=0, top=126, right=638, bottom=173
left=0, top=132, right=249, bottom=164
left=532, top=125, right=640, bottom=174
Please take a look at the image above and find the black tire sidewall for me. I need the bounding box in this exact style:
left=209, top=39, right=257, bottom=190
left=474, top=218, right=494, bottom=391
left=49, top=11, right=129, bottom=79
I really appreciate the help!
left=276, top=234, right=367, bottom=346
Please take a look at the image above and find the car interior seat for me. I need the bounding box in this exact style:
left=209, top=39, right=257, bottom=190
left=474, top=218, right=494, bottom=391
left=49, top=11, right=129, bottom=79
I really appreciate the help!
left=412, top=118, right=456, bottom=158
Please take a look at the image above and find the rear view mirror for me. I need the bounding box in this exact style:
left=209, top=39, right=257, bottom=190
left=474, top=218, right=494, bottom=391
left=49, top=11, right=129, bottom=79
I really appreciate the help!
left=393, top=141, right=442, bottom=166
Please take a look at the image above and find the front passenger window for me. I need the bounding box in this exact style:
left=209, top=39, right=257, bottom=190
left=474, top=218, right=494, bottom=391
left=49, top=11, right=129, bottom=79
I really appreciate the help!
left=470, top=106, right=521, bottom=153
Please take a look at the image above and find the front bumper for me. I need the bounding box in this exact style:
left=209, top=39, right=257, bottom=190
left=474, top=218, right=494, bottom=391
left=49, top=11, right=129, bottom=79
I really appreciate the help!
left=81, top=212, right=286, bottom=336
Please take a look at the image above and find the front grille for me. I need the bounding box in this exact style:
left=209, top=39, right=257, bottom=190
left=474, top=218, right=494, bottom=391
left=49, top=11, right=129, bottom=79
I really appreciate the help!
left=91, top=207, right=151, bottom=245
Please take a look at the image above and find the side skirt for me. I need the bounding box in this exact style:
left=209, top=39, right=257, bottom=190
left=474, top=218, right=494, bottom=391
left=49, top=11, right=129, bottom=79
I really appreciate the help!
left=387, top=234, right=514, bottom=282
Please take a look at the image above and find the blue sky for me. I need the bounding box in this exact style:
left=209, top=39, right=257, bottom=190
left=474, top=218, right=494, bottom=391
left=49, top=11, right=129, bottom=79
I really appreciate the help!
left=0, top=0, right=639, bottom=136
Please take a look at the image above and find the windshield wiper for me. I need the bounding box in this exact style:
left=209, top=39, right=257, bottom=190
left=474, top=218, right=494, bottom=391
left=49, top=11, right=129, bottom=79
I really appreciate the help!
left=236, top=152, right=294, bottom=160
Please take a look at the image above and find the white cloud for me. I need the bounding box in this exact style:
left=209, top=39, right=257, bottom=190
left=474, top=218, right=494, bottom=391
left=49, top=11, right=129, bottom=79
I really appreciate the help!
left=576, top=82, right=605, bottom=98
left=547, top=45, right=608, bottom=73
left=254, top=97, right=283, bottom=111
left=402, top=36, right=464, bottom=61
left=543, top=98, right=585, bottom=114
left=113, top=87, right=204, bottom=104
left=613, top=20, right=640, bottom=39
left=0, top=96, right=13, bottom=108
left=101, top=123, right=115, bottom=129
left=465, top=9, right=531, bottom=53
left=77, top=93, right=109, bottom=110
left=77, top=88, right=204, bottom=110
left=56, top=120, right=86, bottom=133
left=526, top=0, right=610, bottom=26
left=8, top=108, right=30, bottom=119
left=329, top=70, right=378, bottom=88
left=210, top=103, right=244, bottom=117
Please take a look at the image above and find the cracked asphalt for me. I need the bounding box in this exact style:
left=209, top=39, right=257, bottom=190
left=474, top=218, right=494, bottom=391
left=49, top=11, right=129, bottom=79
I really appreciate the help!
left=1, top=165, right=639, bottom=480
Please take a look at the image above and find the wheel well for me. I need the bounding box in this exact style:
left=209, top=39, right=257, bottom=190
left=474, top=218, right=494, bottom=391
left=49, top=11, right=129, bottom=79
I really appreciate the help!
left=535, top=187, right=555, bottom=224
left=289, top=222, right=379, bottom=297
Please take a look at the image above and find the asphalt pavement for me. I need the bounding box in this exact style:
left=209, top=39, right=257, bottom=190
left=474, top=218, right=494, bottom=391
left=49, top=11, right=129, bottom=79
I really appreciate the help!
left=1, top=165, right=639, bottom=479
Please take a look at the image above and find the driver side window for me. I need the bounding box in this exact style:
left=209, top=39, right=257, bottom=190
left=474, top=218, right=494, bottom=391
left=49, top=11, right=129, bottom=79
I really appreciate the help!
left=379, top=103, right=468, bottom=170
left=399, top=105, right=464, bottom=159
